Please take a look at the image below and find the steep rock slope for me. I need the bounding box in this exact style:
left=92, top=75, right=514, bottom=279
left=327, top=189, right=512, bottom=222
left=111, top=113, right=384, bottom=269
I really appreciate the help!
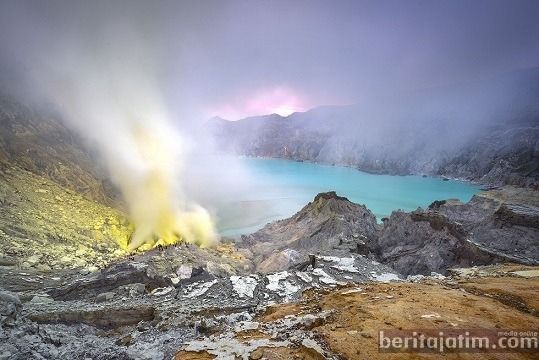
left=0, top=96, right=132, bottom=269
left=0, top=163, right=130, bottom=270
left=0, top=95, right=120, bottom=206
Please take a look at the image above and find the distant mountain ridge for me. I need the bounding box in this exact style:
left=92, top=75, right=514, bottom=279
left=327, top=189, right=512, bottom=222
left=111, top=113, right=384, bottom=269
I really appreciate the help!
left=208, top=68, right=539, bottom=188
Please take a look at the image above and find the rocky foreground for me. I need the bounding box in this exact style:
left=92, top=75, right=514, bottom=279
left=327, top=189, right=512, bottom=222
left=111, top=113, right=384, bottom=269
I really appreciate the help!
left=176, top=264, right=539, bottom=360
left=1, top=186, right=538, bottom=359
left=2, top=256, right=538, bottom=359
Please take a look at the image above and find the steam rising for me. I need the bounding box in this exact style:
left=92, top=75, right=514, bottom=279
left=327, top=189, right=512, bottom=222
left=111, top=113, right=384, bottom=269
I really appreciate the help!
left=10, top=4, right=219, bottom=250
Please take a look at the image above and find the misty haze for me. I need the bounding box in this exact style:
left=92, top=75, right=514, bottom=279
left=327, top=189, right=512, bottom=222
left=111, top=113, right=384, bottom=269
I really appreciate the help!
left=0, top=1, right=538, bottom=359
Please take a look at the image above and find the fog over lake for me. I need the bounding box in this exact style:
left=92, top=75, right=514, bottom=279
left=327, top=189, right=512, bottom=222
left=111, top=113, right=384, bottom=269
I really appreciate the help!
left=188, top=157, right=480, bottom=236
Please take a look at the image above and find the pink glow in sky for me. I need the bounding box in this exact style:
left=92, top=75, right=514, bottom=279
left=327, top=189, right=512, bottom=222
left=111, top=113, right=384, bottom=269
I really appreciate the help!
left=208, top=87, right=311, bottom=120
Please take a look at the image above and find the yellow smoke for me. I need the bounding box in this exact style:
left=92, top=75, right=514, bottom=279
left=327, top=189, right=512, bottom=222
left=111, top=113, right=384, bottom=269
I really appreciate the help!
left=45, top=77, right=219, bottom=251
left=117, top=124, right=217, bottom=251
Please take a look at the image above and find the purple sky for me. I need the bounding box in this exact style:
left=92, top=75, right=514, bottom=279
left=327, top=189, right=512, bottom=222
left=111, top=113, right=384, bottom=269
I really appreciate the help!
left=1, top=0, right=539, bottom=120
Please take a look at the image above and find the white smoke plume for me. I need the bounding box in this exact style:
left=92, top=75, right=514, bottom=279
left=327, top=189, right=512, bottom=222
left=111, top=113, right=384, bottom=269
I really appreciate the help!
left=15, top=4, right=219, bottom=251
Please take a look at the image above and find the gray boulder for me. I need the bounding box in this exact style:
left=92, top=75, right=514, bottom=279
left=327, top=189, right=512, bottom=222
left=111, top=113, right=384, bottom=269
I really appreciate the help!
left=0, top=290, right=22, bottom=327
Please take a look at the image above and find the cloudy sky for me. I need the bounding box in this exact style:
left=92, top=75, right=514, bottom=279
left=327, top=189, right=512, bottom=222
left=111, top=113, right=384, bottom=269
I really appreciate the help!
left=1, top=0, right=539, bottom=121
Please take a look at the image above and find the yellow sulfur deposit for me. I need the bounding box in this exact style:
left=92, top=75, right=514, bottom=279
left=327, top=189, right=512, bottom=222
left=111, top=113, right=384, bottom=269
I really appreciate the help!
left=0, top=164, right=132, bottom=269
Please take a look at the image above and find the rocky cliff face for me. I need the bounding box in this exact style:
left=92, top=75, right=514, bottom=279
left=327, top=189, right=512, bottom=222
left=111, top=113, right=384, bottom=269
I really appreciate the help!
left=208, top=69, right=539, bottom=188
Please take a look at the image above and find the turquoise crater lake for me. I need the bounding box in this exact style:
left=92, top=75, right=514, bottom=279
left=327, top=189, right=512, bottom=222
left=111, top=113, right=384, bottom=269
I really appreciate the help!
left=210, top=158, right=480, bottom=237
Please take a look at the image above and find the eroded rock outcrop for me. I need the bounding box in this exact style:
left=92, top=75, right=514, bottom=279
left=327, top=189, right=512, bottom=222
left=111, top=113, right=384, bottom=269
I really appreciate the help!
left=27, top=305, right=156, bottom=329
left=436, top=188, right=539, bottom=265
left=239, top=192, right=379, bottom=273
left=0, top=246, right=399, bottom=360
left=374, top=210, right=506, bottom=275
left=239, top=188, right=539, bottom=276
left=47, top=262, right=170, bottom=301
left=375, top=187, right=539, bottom=275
